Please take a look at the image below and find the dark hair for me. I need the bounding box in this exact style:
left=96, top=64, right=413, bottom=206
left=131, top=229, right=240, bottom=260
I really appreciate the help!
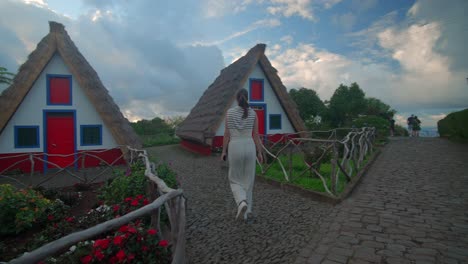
left=236, top=88, right=249, bottom=119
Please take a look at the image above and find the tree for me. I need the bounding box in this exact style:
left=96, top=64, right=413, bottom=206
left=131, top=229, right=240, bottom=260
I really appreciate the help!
left=164, top=116, right=185, bottom=130
left=0, top=67, right=14, bottom=85
left=130, top=117, right=173, bottom=135
left=289, top=87, right=326, bottom=120
left=327, top=82, right=366, bottom=127
left=363, top=97, right=396, bottom=119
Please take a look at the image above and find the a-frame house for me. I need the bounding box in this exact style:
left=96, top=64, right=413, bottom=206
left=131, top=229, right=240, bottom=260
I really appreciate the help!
left=0, top=21, right=141, bottom=173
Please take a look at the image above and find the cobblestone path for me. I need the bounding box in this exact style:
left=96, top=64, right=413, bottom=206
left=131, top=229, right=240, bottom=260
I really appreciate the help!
left=295, top=137, right=468, bottom=264
left=148, top=137, right=468, bottom=264
left=147, top=145, right=333, bottom=264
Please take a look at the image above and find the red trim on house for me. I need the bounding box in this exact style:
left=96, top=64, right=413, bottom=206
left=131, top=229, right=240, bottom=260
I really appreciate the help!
left=182, top=133, right=300, bottom=156
left=77, top=148, right=126, bottom=167
left=212, top=136, right=224, bottom=149
left=0, top=148, right=126, bottom=174
left=0, top=152, right=45, bottom=173
left=180, top=139, right=212, bottom=155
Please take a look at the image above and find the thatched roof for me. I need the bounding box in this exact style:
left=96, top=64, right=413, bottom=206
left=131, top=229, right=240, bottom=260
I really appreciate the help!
left=176, top=43, right=306, bottom=145
left=0, top=21, right=141, bottom=149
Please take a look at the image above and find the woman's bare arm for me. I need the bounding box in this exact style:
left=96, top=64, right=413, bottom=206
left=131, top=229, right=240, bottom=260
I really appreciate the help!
left=221, top=117, right=230, bottom=161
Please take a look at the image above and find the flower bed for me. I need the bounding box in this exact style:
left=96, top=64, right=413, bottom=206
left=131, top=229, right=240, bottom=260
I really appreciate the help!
left=0, top=159, right=179, bottom=263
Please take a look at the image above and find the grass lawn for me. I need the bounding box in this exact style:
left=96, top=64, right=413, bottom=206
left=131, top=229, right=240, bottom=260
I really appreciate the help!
left=140, top=134, right=180, bottom=147
left=257, top=152, right=370, bottom=194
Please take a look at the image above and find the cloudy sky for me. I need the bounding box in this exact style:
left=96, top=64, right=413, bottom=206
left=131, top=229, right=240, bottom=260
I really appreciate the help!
left=0, top=0, right=467, bottom=127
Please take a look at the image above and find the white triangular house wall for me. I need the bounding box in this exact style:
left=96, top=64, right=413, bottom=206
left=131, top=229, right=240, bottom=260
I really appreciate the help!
left=215, top=63, right=295, bottom=136
left=0, top=53, right=118, bottom=153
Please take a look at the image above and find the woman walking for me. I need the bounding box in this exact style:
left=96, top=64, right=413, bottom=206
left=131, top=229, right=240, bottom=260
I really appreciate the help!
left=221, top=88, right=263, bottom=221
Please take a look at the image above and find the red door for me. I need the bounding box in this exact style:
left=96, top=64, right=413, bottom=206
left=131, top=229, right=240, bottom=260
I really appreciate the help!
left=252, top=106, right=266, bottom=136
left=46, top=112, right=75, bottom=168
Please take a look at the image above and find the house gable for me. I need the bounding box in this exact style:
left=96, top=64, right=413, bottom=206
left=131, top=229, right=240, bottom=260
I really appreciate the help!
left=0, top=53, right=118, bottom=153
left=215, top=63, right=295, bottom=136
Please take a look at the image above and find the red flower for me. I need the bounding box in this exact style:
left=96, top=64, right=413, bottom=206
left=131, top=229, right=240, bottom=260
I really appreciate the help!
left=127, top=254, right=135, bottom=261
left=53, top=223, right=58, bottom=229
left=124, top=197, right=133, bottom=202
left=109, top=256, right=118, bottom=264
left=116, top=249, right=126, bottom=262
left=147, top=229, right=157, bottom=235
left=158, top=240, right=169, bottom=247
left=81, top=255, right=93, bottom=264
left=130, top=199, right=139, bottom=206
left=113, top=235, right=125, bottom=246
left=142, top=246, right=149, bottom=252
left=136, top=194, right=144, bottom=200
left=93, top=238, right=110, bottom=250
left=113, top=205, right=120, bottom=212
left=94, top=249, right=105, bottom=261
left=65, top=217, right=74, bottom=223
left=119, top=225, right=129, bottom=233
left=127, top=226, right=137, bottom=234
left=47, top=215, right=54, bottom=221
left=143, top=199, right=149, bottom=205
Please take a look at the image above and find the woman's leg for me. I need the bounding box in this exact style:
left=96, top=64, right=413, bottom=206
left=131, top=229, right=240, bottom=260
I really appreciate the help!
left=243, top=144, right=256, bottom=216
left=228, top=141, right=247, bottom=206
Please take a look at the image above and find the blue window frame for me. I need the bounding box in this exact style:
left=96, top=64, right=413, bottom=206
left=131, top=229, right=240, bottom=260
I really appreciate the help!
left=46, top=74, right=73, bottom=106
left=14, top=126, right=40, bottom=148
left=269, top=114, right=282, bottom=130
left=80, top=125, right=102, bottom=146
left=249, top=78, right=264, bottom=102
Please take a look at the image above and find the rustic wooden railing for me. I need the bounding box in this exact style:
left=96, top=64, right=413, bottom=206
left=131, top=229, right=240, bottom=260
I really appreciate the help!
left=257, top=127, right=376, bottom=197
left=0, top=147, right=129, bottom=188
left=5, top=147, right=186, bottom=264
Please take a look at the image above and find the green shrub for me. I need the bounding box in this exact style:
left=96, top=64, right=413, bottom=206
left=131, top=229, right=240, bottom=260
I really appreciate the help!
left=99, top=163, right=148, bottom=205
left=352, top=115, right=390, bottom=140
left=156, top=163, right=178, bottom=189
left=141, top=134, right=180, bottom=147
left=394, top=124, right=409, bottom=136
left=0, top=184, right=53, bottom=235
left=438, top=108, right=468, bottom=143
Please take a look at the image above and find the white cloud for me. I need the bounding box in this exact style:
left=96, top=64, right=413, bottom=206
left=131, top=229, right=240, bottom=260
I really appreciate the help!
left=267, top=0, right=316, bottom=21
left=0, top=0, right=225, bottom=121
left=22, top=0, right=46, bottom=7
left=332, top=12, right=357, bottom=31
left=280, top=35, right=293, bottom=45
left=192, top=19, right=281, bottom=46
left=352, top=0, right=377, bottom=12
left=316, top=0, right=342, bottom=9
left=202, top=0, right=254, bottom=18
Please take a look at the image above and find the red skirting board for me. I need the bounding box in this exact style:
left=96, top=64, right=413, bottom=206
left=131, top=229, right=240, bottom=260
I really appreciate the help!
left=180, top=140, right=212, bottom=155
left=0, top=148, right=126, bottom=174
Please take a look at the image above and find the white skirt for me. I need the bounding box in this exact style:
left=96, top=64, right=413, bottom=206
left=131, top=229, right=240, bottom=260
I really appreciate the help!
left=228, top=129, right=256, bottom=214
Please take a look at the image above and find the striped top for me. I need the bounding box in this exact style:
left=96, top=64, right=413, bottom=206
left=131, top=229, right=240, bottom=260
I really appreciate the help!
left=226, top=106, right=256, bottom=130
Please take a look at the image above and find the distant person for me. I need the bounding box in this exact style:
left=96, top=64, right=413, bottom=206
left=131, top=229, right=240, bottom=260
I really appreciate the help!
left=412, top=116, right=421, bottom=137
left=221, top=88, right=264, bottom=222
left=407, top=114, right=415, bottom=136
left=389, top=117, right=395, bottom=137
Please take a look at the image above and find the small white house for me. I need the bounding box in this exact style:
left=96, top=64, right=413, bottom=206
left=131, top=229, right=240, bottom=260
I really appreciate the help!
left=176, top=44, right=306, bottom=155
left=0, top=21, right=141, bottom=173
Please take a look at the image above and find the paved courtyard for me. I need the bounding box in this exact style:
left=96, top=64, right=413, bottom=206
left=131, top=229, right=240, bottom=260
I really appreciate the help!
left=148, top=137, right=468, bottom=264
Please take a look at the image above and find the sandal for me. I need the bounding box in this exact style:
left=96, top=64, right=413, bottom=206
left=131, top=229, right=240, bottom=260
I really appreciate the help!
left=236, top=201, right=247, bottom=220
